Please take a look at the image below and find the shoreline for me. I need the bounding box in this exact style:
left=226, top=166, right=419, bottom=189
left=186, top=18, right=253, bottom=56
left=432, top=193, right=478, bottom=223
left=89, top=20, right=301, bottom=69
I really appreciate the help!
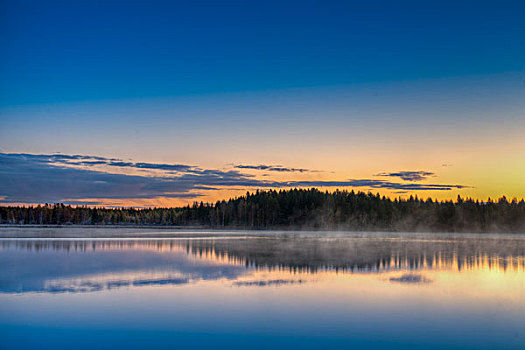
left=1, top=225, right=524, bottom=240
left=1, top=223, right=525, bottom=233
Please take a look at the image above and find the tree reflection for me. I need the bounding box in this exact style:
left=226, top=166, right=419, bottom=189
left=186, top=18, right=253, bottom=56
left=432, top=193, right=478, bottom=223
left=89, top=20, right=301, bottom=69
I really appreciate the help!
left=2, top=236, right=524, bottom=274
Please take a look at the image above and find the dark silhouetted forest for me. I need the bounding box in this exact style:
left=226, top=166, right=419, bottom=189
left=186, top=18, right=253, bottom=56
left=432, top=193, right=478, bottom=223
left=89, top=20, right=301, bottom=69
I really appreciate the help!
left=1, top=189, right=524, bottom=232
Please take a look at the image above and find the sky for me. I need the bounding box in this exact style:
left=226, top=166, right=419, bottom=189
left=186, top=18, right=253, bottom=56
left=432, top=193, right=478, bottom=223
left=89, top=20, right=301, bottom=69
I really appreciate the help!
left=1, top=0, right=524, bottom=207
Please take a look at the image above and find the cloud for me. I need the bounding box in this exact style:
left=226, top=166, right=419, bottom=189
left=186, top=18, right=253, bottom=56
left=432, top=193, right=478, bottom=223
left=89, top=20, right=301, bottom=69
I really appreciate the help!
left=10, top=153, right=197, bottom=174
left=133, top=162, right=194, bottom=172
left=284, top=179, right=467, bottom=191
left=375, top=171, right=435, bottom=182
left=0, top=153, right=469, bottom=204
left=0, top=153, right=263, bottom=203
left=234, top=164, right=316, bottom=173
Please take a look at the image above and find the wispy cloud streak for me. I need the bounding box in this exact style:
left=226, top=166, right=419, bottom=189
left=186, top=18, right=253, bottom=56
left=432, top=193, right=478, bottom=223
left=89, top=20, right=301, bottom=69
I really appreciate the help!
left=284, top=180, right=467, bottom=191
left=234, top=164, right=317, bottom=173
left=9, top=153, right=196, bottom=173
left=375, top=171, right=435, bottom=182
left=0, top=153, right=468, bottom=204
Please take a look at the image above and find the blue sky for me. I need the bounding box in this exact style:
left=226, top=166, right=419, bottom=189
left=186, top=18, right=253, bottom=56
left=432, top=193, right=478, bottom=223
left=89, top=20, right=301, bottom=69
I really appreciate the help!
left=2, top=0, right=524, bottom=106
left=1, top=0, right=524, bottom=206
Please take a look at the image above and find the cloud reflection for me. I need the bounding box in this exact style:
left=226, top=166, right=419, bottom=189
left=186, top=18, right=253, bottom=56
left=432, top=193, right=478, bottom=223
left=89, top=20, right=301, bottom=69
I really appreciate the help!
left=1, top=235, right=524, bottom=294
left=233, top=279, right=305, bottom=287
left=389, top=274, right=432, bottom=284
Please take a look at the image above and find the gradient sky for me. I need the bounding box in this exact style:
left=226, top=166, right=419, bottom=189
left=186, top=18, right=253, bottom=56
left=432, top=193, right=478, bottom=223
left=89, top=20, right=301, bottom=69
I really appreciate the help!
left=1, top=0, right=524, bottom=207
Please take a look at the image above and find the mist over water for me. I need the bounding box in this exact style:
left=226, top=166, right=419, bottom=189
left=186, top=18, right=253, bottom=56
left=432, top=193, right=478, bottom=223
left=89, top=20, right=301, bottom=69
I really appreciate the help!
left=1, top=228, right=525, bottom=349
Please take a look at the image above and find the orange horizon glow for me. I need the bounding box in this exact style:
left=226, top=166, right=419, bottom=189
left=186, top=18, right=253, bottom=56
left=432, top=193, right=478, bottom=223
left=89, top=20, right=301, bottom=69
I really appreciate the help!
left=1, top=188, right=523, bottom=209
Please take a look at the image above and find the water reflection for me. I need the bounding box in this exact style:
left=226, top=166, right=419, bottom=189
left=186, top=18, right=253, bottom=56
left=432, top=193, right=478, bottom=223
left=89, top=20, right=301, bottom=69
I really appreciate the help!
left=1, top=236, right=524, bottom=294
left=2, top=233, right=525, bottom=350
left=0, top=239, right=248, bottom=294
left=389, top=273, right=432, bottom=284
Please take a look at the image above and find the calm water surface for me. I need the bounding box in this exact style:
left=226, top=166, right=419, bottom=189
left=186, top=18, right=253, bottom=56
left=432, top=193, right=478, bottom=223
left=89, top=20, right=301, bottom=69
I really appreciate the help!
left=1, top=228, right=525, bottom=349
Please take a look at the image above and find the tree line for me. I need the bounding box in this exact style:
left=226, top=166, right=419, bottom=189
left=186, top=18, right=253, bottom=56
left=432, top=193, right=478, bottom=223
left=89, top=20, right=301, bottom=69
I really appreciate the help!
left=1, top=189, right=524, bottom=232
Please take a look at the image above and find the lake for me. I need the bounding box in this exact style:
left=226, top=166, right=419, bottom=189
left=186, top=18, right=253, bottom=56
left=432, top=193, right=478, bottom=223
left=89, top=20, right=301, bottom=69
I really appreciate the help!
left=1, top=227, right=525, bottom=349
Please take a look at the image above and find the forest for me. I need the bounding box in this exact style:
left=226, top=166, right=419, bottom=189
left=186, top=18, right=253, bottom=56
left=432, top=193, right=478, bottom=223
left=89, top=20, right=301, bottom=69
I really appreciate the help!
left=1, top=189, right=524, bottom=233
